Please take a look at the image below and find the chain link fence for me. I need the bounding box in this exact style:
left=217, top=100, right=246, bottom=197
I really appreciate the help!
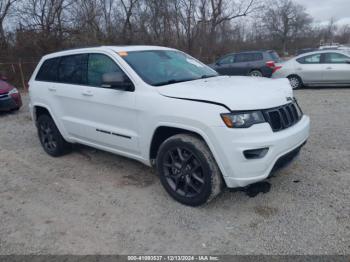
left=0, top=58, right=40, bottom=91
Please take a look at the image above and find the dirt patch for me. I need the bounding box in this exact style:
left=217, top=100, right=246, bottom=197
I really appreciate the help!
left=254, top=206, right=279, bottom=219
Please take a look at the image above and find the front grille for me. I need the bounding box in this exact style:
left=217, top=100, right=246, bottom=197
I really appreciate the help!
left=0, top=93, right=9, bottom=99
left=263, top=102, right=303, bottom=132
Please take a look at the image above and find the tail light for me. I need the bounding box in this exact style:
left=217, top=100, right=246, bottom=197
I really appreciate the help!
left=266, top=61, right=282, bottom=73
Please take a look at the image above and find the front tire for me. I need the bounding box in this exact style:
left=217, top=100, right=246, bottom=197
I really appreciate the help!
left=156, top=134, right=223, bottom=206
left=37, top=114, right=71, bottom=157
left=288, top=75, right=303, bottom=89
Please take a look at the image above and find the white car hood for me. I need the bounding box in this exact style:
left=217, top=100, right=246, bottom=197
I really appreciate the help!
left=156, top=76, right=293, bottom=111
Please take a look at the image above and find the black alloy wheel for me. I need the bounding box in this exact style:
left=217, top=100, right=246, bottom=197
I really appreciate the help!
left=156, top=134, right=223, bottom=206
left=162, top=146, right=205, bottom=198
left=37, top=114, right=71, bottom=157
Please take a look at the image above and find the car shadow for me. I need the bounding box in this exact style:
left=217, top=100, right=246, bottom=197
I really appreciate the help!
left=299, top=86, right=350, bottom=90
left=0, top=109, right=20, bottom=117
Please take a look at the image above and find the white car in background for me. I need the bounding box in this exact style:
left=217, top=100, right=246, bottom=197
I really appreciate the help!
left=272, top=50, right=350, bottom=89
left=29, top=46, right=310, bottom=206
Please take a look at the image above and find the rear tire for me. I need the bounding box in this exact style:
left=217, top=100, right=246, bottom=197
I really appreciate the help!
left=249, top=70, right=263, bottom=77
left=288, top=75, right=303, bottom=89
left=37, top=114, right=71, bottom=157
left=156, top=134, right=223, bottom=206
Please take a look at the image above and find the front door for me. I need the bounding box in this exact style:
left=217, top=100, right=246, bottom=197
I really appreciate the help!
left=214, top=54, right=235, bottom=75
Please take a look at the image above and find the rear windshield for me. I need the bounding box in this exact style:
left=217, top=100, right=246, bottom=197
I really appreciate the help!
left=268, top=51, right=281, bottom=62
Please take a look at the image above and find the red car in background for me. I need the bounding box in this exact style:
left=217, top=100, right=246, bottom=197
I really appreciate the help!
left=0, top=76, right=22, bottom=111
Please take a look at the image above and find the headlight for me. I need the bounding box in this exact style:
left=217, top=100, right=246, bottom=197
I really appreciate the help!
left=221, top=111, right=265, bottom=128
left=8, top=88, right=19, bottom=95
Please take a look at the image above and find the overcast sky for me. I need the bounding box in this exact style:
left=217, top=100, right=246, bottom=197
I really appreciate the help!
left=293, top=0, right=350, bottom=25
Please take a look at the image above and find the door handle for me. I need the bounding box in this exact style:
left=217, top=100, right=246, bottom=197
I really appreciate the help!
left=82, top=90, right=93, bottom=97
left=48, top=87, right=56, bottom=92
left=326, top=67, right=333, bottom=70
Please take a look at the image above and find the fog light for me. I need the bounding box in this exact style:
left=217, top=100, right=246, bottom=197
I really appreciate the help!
left=243, top=148, right=269, bottom=159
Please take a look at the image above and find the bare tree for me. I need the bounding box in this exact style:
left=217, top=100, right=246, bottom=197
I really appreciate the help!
left=261, top=0, right=312, bottom=54
left=197, top=0, right=258, bottom=59
left=337, top=24, right=350, bottom=44
left=0, top=0, right=17, bottom=47
left=119, top=0, right=139, bottom=43
left=71, top=0, right=104, bottom=44
left=100, top=0, right=117, bottom=42
left=320, top=18, right=338, bottom=44
left=177, top=0, right=198, bottom=52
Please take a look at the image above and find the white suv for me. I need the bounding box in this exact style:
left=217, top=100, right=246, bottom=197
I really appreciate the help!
left=29, top=46, right=310, bottom=206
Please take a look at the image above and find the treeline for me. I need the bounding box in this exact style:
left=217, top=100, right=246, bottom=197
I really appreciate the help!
left=0, top=0, right=350, bottom=63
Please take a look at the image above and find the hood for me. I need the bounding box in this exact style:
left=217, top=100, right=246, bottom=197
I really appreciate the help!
left=0, top=80, right=15, bottom=94
left=156, top=76, right=293, bottom=111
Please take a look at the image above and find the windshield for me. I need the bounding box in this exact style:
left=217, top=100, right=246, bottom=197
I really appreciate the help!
left=121, top=50, right=218, bottom=86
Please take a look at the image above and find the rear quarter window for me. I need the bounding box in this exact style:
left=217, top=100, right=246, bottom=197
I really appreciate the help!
left=267, top=51, right=281, bottom=62
left=253, top=53, right=263, bottom=61
left=35, top=58, right=60, bottom=82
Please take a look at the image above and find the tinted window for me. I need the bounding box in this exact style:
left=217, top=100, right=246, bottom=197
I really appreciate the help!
left=297, top=54, right=321, bottom=64
left=235, top=53, right=249, bottom=63
left=218, top=55, right=234, bottom=65
left=36, top=58, right=60, bottom=82
left=235, top=53, right=263, bottom=63
left=58, top=54, right=88, bottom=85
left=252, top=53, right=263, bottom=61
left=324, top=53, right=349, bottom=64
left=267, top=51, right=281, bottom=62
left=88, top=54, right=126, bottom=87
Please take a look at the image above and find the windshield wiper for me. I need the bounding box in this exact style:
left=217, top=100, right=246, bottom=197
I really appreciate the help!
left=153, top=75, right=218, bottom=86
left=200, top=74, right=218, bottom=79
left=153, top=79, right=194, bottom=86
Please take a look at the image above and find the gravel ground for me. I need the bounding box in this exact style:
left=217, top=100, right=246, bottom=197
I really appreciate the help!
left=0, top=88, right=349, bottom=255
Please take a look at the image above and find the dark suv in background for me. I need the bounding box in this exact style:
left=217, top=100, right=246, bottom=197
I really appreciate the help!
left=210, top=50, right=282, bottom=78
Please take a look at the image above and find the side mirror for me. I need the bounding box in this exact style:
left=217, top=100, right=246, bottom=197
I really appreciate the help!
left=346, top=59, right=350, bottom=64
left=102, top=72, right=134, bottom=91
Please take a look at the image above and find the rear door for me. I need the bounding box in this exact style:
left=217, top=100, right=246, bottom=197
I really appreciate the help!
left=51, top=53, right=139, bottom=155
left=52, top=54, right=90, bottom=138
left=295, top=53, right=325, bottom=84
left=322, top=52, right=350, bottom=84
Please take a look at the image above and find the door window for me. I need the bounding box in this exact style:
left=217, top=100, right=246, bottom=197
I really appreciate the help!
left=36, top=57, right=60, bottom=82
left=58, top=54, right=88, bottom=85
left=251, top=53, right=263, bottom=61
left=88, top=54, right=127, bottom=87
left=234, top=53, right=249, bottom=63
left=324, top=53, right=349, bottom=64
left=234, top=53, right=262, bottom=63
left=297, top=54, right=321, bottom=64
left=218, top=55, right=234, bottom=65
